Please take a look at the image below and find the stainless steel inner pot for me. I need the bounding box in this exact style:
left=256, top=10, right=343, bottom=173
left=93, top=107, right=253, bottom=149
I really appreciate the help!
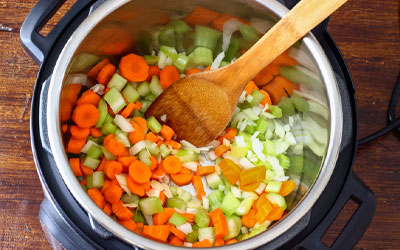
left=47, top=0, right=343, bottom=249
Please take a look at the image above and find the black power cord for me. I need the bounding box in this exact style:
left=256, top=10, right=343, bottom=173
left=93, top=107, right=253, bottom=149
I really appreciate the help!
left=358, top=75, right=400, bottom=146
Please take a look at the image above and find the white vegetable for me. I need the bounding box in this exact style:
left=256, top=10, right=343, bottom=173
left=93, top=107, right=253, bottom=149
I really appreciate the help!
left=146, top=189, right=160, bottom=197
left=255, top=182, right=266, bottom=195
left=242, top=191, right=258, bottom=200
left=65, top=73, right=87, bottom=86
left=238, top=91, right=246, bottom=103
left=129, top=140, right=147, bottom=155
left=222, top=138, right=231, bottom=147
left=250, top=17, right=274, bottom=34
left=222, top=18, right=243, bottom=51
left=80, top=140, right=98, bottom=153
left=285, top=131, right=297, bottom=145
left=161, top=183, right=173, bottom=198
left=207, top=151, right=217, bottom=161
left=235, top=136, right=246, bottom=147
left=251, top=137, right=266, bottom=162
left=210, top=51, right=225, bottom=70
left=215, top=165, right=221, bottom=175
left=289, top=47, right=319, bottom=73
left=160, top=114, right=167, bottom=122
left=116, top=133, right=130, bottom=148
left=90, top=84, right=105, bottom=96
left=251, top=106, right=262, bottom=116
left=239, top=157, right=255, bottom=169
left=114, top=115, right=134, bottom=133
left=241, top=227, right=249, bottom=234
left=266, top=156, right=285, bottom=178
left=274, top=120, right=286, bottom=138
left=159, top=174, right=170, bottom=184
left=273, top=176, right=290, bottom=182
left=115, top=174, right=131, bottom=195
left=158, top=50, right=173, bottom=69
left=177, top=222, right=193, bottom=235
left=202, top=195, right=209, bottom=210
left=184, top=242, right=193, bottom=247
left=231, top=186, right=242, bottom=198
left=186, top=208, right=198, bottom=214
left=183, top=161, right=198, bottom=172
left=144, top=214, right=153, bottom=226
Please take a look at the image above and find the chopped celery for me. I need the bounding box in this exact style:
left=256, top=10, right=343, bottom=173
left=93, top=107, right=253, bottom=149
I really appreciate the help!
left=219, top=61, right=230, bottom=68
left=221, top=174, right=232, bottom=190
left=132, top=109, right=143, bottom=118
left=166, top=197, right=187, bottom=209
left=278, top=97, right=296, bottom=115
left=101, top=121, right=117, bottom=135
left=143, top=55, right=159, bottom=65
left=243, top=108, right=259, bottom=120
left=104, top=113, right=113, bottom=124
left=87, top=135, right=103, bottom=145
left=173, top=53, right=189, bottom=72
left=160, top=143, right=172, bottom=157
left=192, top=47, right=214, bottom=66
left=244, top=124, right=255, bottom=134
left=186, top=225, right=199, bottom=243
left=269, top=105, right=283, bottom=118
left=198, top=227, right=215, bottom=244
left=235, top=198, right=254, bottom=216
left=266, top=193, right=287, bottom=210
left=265, top=181, right=282, bottom=193
left=104, top=87, right=126, bottom=113
left=238, top=24, right=259, bottom=43
left=133, top=210, right=145, bottom=223
left=169, top=186, right=177, bottom=196
left=83, top=156, right=100, bottom=170
left=146, top=116, right=162, bottom=133
left=208, top=190, right=224, bottom=207
left=263, top=140, right=275, bottom=155
left=248, top=226, right=267, bottom=237
left=194, top=25, right=221, bottom=51
left=138, top=149, right=152, bottom=166
left=239, top=37, right=254, bottom=50
left=101, top=146, right=116, bottom=160
left=107, top=73, right=127, bottom=91
left=160, top=45, right=178, bottom=61
left=69, top=53, right=100, bottom=73
left=158, top=26, right=175, bottom=47
left=137, top=81, right=150, bottom=96
left=224, top=215, right=242, bottom=240
left=291, top=93, right=310, bottom=112
left=205, top=173, right=223, bottom=189
left=277, top=154, right=291, bottom=169
left=224, top=35, right=240, bottom=62
left=178, top=188, right=193, bottom=202
left=146, top=141, right=160, bottom=156
left=290, top=155, right=304, bottom=174
left=280, top=66, right=322, bottom=91
left=86, top=171, right=104, bottom=188
left=158, top=50, right=173, bottom=69
left=255, top=118, right=268, bottom=134
left=195, top=208, right=210, bottom=228
left=139, top=197, right=163, bottom=215
left=149, top=75, right=163, bottom=97
left=86, top=144, right=103, bottom=159
left=169, top=212, right=188, bottom=226
left=121, top=83, right=140, bottom=103
left=220, top=192, right=240, bottom=216
left=145, top=93, right=156, bottom=102
left=250, top=89, right=265, bottom=107
left=121, top=193, right=139, bottom=204
left=95, top=99, right=108, bottom=128
left=176, top=149, right=198, bottom=162
left=140, top=100, right=151, bottom=113
left=230, top=134, right=251, bottom=158
left=175, top=33, right=185, bottom=53
left=168, top=19, right=193, bottom=34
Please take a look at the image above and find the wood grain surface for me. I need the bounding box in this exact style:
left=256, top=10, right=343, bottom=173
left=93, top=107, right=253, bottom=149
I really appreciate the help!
left=0, top=0, right=398, bottom=249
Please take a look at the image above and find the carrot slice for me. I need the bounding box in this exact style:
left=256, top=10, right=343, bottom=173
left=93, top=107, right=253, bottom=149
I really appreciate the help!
left=185, top=68, right=202, bottom=75
left=262, top=76, right=299, bottom=105
left=150, top=156, right=158, bottom=171
left=259, top=89, right=272, bottom=106
left=184, top=7, right=220, bottom=27
left=128, top=121, right=145, bottom=144
left=112, top=200, right=134, bottom=220
left=214, top=144, right=229, bottom=158
left=169, top=235, right=184, bottom=246
left=69, top=158, right=83, bottom=177
left=193, top=239, right=212, bottom=247
left=244, top=80, right=259, bottom=95
left=100, top=180, right=111, bottom=194
left=97, top=63, right=116, bottom=85
left=242, top=208, right=257, bottom=227
left=76, top=89, right=100, bottom=106
left=90, top=127, right=102, bottom=137
left=104, top=160, right=123, bottom=179
left=151, top=163, right=166, bottom=180
left=132, top=117, right=148, bottom=131
left=163, top=156, right=182, bottom=174
left=170, top=173, right=192, bottom=186
left=266, top=206, right=284, bottom=221
left=142, top=225, right=170, bottom=242
left=209, top=208, right=228, bottom=238
left=164, top=140, right=181, bottom=150
left=104, top=184, right=123, bottom=204
left=280, top=180, right=296, bottom=197
left=170, top=225, right=186, bottom=241
left=119, top=53, right=149, bottom=82
left=126, top=175, right=145, bottom=196
left=67, top=138, right=86, bottom=154
left=253, top=66, right=274, bottom=86
left=225, top=238, right=238, bottom=245
left=240, top=181, right=260, bottom=192
left=81, top=164, right=94, bottom=176
left=117, top=156, right=137, bottom=171
left=118, top=219, right=137, bottom=231
left=160, top=125, right=175, bottom=141
left=147, top=65, right=161, bottom=82
left=129, top=160, right=152, bottom=184
left=256, top=200, right=273, bottom=223
left=160, top=65, right=180, bottom=89
left=153, top=207, right=175, bottom=225
left=196, top=166, right=215, bottom=176
left=88, top=188, right=106, bottom=209
left=104, top=134, right=126, bottom=156
left=145, top=132, right=160, bottom=143
left=70, top=125, right=90, bottom=140
left=218, top=159, right=241, bottom=185
left=103, top=203, right=112, bottom=216
left=214, top=237, right=225, bottom=246
left=72, top=103, right=100, bottom=128
left=88, top=59, right=111, bottom=79
left=121, top=102, right=136, bottom=118
left=192, top=175, right=206, bottom=200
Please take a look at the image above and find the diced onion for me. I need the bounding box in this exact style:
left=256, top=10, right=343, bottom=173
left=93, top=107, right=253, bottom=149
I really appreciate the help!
left=210, top=51, right=225, bottom=70
left=251, top=138, right=266, bottom=162
left=207, top=151, right=217, bottom=161
left=235, top=136, right=245, bottom=147
left=186, top=208, right=198, bottom=214
left=90, top=84, right=105, bottom=96
left=115, top=174, right=131, bottom=195
left=183, top=161, right=198, bottom=172
left=150, top=180, right=164, bottom=190
left=116, top=133, right=130, bottom=148
left=129, top=140, right=147, bottom=155
left=177, top=222, right=193, bottom=235
left=255, top=182, right=266, bottom=195
left=144, top=214, right=153, bottom=226
left=238, top=91, right=246, bottom=103
left=146, top=189, right=160, bottom=197
left=184, top=242, right=193, bottom=247
left=202, top=195, right=209, bottom=210
left=114, top=115, right=134, bottom=133
left=174, top=208, right=187, bottom=214
left=241, top=227, right=249, bottom=234
left=222, top=18, right=243, bottom=51
left=65, top=73, right=87, bottom=86
left=160, top=114, right=167, bottom=122
left=231, top=186, right=242, bottom=198
left=251, top=131, right=260, bottom=139
left=239, top=157, right=255, bottom=169
left=222, top=138, right=231, bottom=147
left=161, top=183, right=173, bottom=198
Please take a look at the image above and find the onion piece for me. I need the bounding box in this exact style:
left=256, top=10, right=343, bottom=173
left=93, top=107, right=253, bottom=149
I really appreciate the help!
left=144, top=214, right=153, bottom=226
left=177, top=222, right=193, bottom=235
left=210, top=51, right=225, bottom=70
left=239, top=157, right=255, bottom=169
left=114, top=115, right=134, bottom=133
left=90, top=84, right=105, bottom=96
left=115, top=174, right=131, bottom=195
left=80, top=140, right=99, bottom=153
left=183, top=161, right=198, bottom=172
left=202, top=195, right=209, bottom=210
left=160, top=114, right=167, bottom=122
left=222, top=18, right=243, bottom=51
left=65, top=73, right=87, bottom=86
left=129, top=140, right=147, bottom=155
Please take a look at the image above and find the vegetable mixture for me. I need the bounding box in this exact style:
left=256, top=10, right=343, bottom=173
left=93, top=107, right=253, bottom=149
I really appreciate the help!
left=61, top=6, right=329, bottom=247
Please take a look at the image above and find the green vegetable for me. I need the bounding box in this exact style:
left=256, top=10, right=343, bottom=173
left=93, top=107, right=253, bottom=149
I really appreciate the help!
left=86, top=144, right=103, bottom=159
left=143, top=55, right=159, bottom=65
left=149, top=75, right=163, bottom=97
left=160, top=143, right=172, bottom=158
left=208, top=190, right=224, bottom=207
left=265, top=181, right=283, bottom=193
left=255, top=118, right=268, bottom=134
left=205, top=173, right=223, bottom=189
left=83, top=156, right=100, bottom=170
left=95, top=99, right=108, bottom=128
left=198, top=227, right=215, bottom=244
left=277, top=154, right=290, bottom=169
left=278, top=97, right=296, bottom=115
left=169, top=212, right=188, bottom=226
left=86, top=171, right=104, bottom=188
left=167, top=19, right=193, bottom=34
left=266, top=193, right=287, bottom=210
left=195, top=25, right=221, bottom=51
left=101, top=121, right=117, bottom=135
left=137, top=81, right=151, bottom=97
left=186, top=225, right=199, bottom=243
left=158, top=26, right=175, bottom=47
left=291, top=93, right=310, bottom=112
left=101, top=146, right=116, bottom=160
left=235, top=198, right=254, bottom=216
left=269, top=105, right=283, bottom=118
left=166, top=197, right=187, bottom=209
left=146, top=116, right=162, bottom=133
left=139, top=197, right=163, bottom=215
left=121, top=193, right=139, bottom=204
left=224, top=35, right=240, bottom=62
left=176, top=149, right=198, bottom=162
left=220, top=192, right=240, bottom=216
left=121, top=83, right=140, bottom=103
left=250, top=89, right=265, bottom=107
left=173, top=53, right=189, bottom=72
left=191, top=47, right=214, bottom=66
left=103, top=87, right=126, bottom=113
left=107, top=73, right=127, bottom=91
left=133, top=210, right=145, bottom=223
left=138, top=149, right=152, bottom=166
left=195, top=208, right=210, bottom=228
left=238, top=24, right=259, bottom=43
left=224, top=215, right=242, bottom=240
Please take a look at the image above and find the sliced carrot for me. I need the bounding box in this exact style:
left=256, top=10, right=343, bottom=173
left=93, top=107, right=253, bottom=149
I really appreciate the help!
left=242, top=208, right=257, bottom=227
left=119, top=53, right=149, bottom=82
left=126, top=175, right=145, bottom=197
left=179, top=167, right=191, bottom=174
left=203, top=66, right=211, bottom=71
left=81, top=164, right=94, bottom=176
left=239, top=166, right=266, bottom=187
left=90, top=127, right=102, bottom=137
left=103, top=203, right=112, bottom=216
left=60, top=83, right=82, bottom=106
left=69, top=158, right=83, bottom=177
left=72, top=103, right=100, bottom=128
left=262, top=76, right=299, bottom=105
left=170, top=225, right=186, bottom=241
left=153, top=207, right=175, bottom=225
left=266, top=206, right=284, bottom=221
left=104, top=160, right=123, bottom=179
left=118, top=219, right=137, bottom=231
left=145, top=132, right=160, bottom=143
left=60, top=102, right=73, bottom=123
left=164, top=140, right=181, bottom=150
left=209, top=208, right=228, bottom=238
left=160, top=125, right=175, bottom=140
left=67, top=138, right=86, bottom=154
left=214, top=144, right=229, bottom=158
left=70, top=125, right=90, bottom=140
left=256, top=193, right=268, bottom=211
left=147, top=65, right=161, bottom=82
left=240, top=181, right=260, bottom=192
left=142, top=225, right=170, bottom=242
left=101, top=179, right=111, bottom=194
left=129, top=160, right=152, bottom=184
left=76, top=89, right=100, bottom=106
left=184, top=7, right=220, bottom=27
left=135, top=222, right=144, bottom=235
left=88, top=188, right=106, bottom=209
left=121, top=102, right=136, bottom=118
left=225, top=238, right=238, bottom=245
left=244, top=80, right=259, bottom=95
left=280, top=180, right=296, bottom=197
left=169, top=235, right=184, bottom=246
left=185, top=68, right=202, bottom=75
left=256, top=200, right=273, bottom=223
left=62, top=124, right=68, bottom=134
left=112, top=200, right=134, bottom=220
left=151, top=163, right=166, bottom=180
left=211, top=13, right=250, bottom=31
left=88, top=59, right=111, bottom=79
left=160, top=65, right=180, bottom=89
left=170, top=173, right=192, bottom=186
left=150, top=156, right=158, bottom=171
left=214, top=237, right=225, bottom=246
left=180, top=213, right=195, bottom=223
left=97, top=63, right=116, bottom=85
left=80, top=179, right=87, bottom=186
left=132, top=117, right=148, bottom=131
left=273, top=50, right=297, bottom=67
left=104, top=184, right=123, bottom=204
left=96, top=157, right=107, bottom=172
left=192, top=175, right=206, bottom=200
left=128, top=121, right=145, bottom=144
left=135, top=101, right=142, bottom=110
left=193, top=239, right=212, bottom=248
left=218, top=159, right=241, bottom=185
left=222, top=127, right=237, bottom=142
left=196, top=166, right=215, bottom=176
left=104, top=134, right=126, bottom=156
left=159, top=190, right=167, bottom=205
left=260, top=89, right=272, bottom=106
left=163, top=156, right=182, bottom=174
left=117, top=156, right=137, bottom=172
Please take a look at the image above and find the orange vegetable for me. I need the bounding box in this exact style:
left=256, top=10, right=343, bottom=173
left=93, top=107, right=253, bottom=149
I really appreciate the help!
left=242, top=208, right=257, bottom=227
left=76, top=89, right=100, bottom=106
left=239, top=166, right=266, bottom=187
left=103, top=203, right=112, bottom=216
left=160, top=125, right=175, bottom=140
left=214, top=237, right=225, bottom=246
left=145, top=132, right=160, bottom=143
left=169, top=235, right=184, bottom=246
left=180, top=213, right=195, bottom=223
left=104, top=184, right=123, bottom=204
left=164, top=140, right=181, bottom=149
left=72, top=103, right=100, bottom=128
left=62, top=124, right=68, bottom=134
left=87, top=188, right=106, bottom=209
left=100, top=179, right=111, bottom=194
left=70, top=125, right=90, bottom=140
left=218, top=159, right=241, bottom=185
left=203, top=65, right=211, bottom=71
left=214, top=144, right=229, bottom=158
left=118, top=219, right=137, bottom=231
left=149, top=156, right=158, bottom=171
left=129, top=160, right=152, bottom=184
left=185, top=68, right=202, bottom=75
left=142, top=225, right=170, bottom=242
left=225, top=238, right=238, bottom=245
left=280, top=180, right=296, bottom=197
left=244, top=80, right=259, bottom=95
left=196, top=166, right=215, bottom=176
left=170, top=173, right=192, bottom=186
left=69, top=158, right=83, bottom=177
left=104, top=160, right=123, bottom=179
left=81, top=164, right=94, bottom=176
left=160, top=65, right=180, bottom=89
left=159, top=190, right=167, bottom=205
left=209, top=208, right=228, bottom=238
left=126, top=175, right=145, bottom=196
left=193, top=239, right=212, bottom=248
left=253, top=66, right=274, bottom=86
left=266, top=206, right=284, bottom=221
left=135, top=101, right=142, bottom=110
left=132, top=117, right=148, bottom=131
left=163, top=156, right=182, bottom=174
left=67, top=138, right=86, bottom=154
left=117, top=156, right=137, bottom=170
left=153, top=207, right=176, bottom=225
left=60, top=84, right=82, bottom=122
left=184, top=7, right=220, bottom=27
left=104, top=134, right=126, bottom=156
left=90, top=127, right=102, bottom=137
left=119, top=53, right=149, bottom=82
left=96, top=63, right=116, bottom=85
left=96, top=157, right=107, bottom=172
left=170, top=225, right=186, bottom=241
left=220, top=127, right=237, bottom=142
left=112, top=200, right=134, bottom=220
left=121, top=102, right=136, bottom=118
left=192, top=175, right=206, bottom=200
left=262, top=76, right=299, bottom=105
left=151, top=163, right=166, bottom=180
left=240, top=181, right=261, bottom=192
left=259, top=89, right=272, bottom=106
left=179, top=167, right=191, bottom=174
left=211, top=13, right=250, bottom=31
left=256, top=199, right=273, bottom=223
left=128, top=121, right=145, bottom=144
left=88, top=59, right=111, bottom=79
left=272, top=50, right=297, bottom=67
left=135, top=222, right=144, bottom=235
left=147, top=65, right=161, bottom=82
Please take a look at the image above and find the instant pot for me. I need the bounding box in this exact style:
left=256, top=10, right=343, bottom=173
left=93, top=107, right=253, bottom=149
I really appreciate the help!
left=21, top=0, right=377, bottom=249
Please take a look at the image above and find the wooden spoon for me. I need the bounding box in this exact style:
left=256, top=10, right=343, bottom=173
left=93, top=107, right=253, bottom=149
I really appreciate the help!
left=146, top=0, right=347, bottom=146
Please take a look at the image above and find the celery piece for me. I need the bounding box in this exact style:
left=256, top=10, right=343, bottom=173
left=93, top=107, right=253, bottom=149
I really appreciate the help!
left=192, top=47, right=214, bottom=66
left=219, top=61, right=230, bottom=68
left=132, top=109, right=143, bottom=118
left=278, top=97, right=296, bottom=115
left=220, top=192, right=240, bottom=216
left=121, top=193, right=139, bottom=204
left=176, top=149, right=198, bottom=162
left=207, top=190, right=224, bottom=207
left=185, top=43, right=196, bottom=56
left=173, top=53, right=189, bottom=73
left=169, top=212, right=188, bottom=226
left=83, top=156, right=100, bottom=170
left=160, top=45, right=178, bottom=61
left=143, top=55, right=159, bottom=65
left=139, top=149, right=152, bottom=166
left=224, top=35, right=240, bottom=62
left=290, top=155, right=303, bottom=174
left=195, top=25, right=221, bottom=51
left=239, top=37, right=254, bottom=50
left=235, top=198, right=254, bottom=216
left=248, top=226, right=267, bottom=237
left=166, top=197, right=187, bottom=209
left=101, top=121, right=117, bottom=135
left=86, top=144, right=103, bottom=159
left=122, top=83, right=140, bottom=103
left=269, top=105, right=283, bottom=118
left=175, top=33, right=185, bottom=53
left=133, top=210, right=145, bottom=223
left=179, top=189, right=193, bottom=202
left=266, top=193, right=287, bottom=210
left=86, top=171, right=104, bottom=188
left=107, top=73, right=127, bottom=91
left=95, top=99, right=108, bottom=128
left=101, top=146, right=116, bottom=160
left=169, top=186, right=177, bottom=196
left=238, top=24, right=259, bottom=43
left=277, top=154, right=290, bottom=169
left=244, top=124, right=255, bottom=134
left=168, top=19, right=193, bottom=34
left=146, top=142, right=160, bottom=156
left=255, top=118, right=268, bottom=134
left=158, top=26, right=175, bottom=47
left=147, top=116, right=162, bottom=133
left=291, top=93, right=310, bottom=112
left=137, top=81, right=150, bottom=97
left=263, top=140, right=275, bottom=156
left=140, top=100, right=151, bottom=113
left=250, top=89, right=265, bottom=107
left=186, top=225, right=199, bottom=243
left=149, top=75, right=163, bottom=97
left=145, top=93, right=157, bottom=102
left=265, top=181, right=283, bottom=193
left=195, top=208, right=210, bottom=228
left=205, top=173, right=223, bottom=190
left=280, top=66, right=322, bottom=91
left=139, top=197, right=163, bottom=215
left=87, top=135, right=103, bottom=145
left=160, top=143, right=171, bottom=158
left=224, top=215, right=242, bottom=240
left=104, top=87, right=126, bottom=113
left=221, top=174, right=232, bottom=190
left=215, top=158, right=223, bottom=166
left=104, top=113, right=113, bottom=124
left=198, top=227, right=215, bottom=244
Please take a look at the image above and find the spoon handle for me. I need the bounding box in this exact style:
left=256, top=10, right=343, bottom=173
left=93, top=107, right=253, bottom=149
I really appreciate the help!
left=225, top=0, right=347, bottom=86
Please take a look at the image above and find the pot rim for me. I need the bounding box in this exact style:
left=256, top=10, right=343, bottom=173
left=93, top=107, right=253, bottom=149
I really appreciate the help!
left=47, top=0, right=343, bottom=249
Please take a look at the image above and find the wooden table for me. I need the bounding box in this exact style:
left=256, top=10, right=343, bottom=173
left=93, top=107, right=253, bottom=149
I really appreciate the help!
left=0, top=0, right=398, bottom=249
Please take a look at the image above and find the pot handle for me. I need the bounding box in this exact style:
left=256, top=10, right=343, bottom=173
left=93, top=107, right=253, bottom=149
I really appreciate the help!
left=20, top=0, right=94, bottom=65
left=296, top=171, right=376, bottom=250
